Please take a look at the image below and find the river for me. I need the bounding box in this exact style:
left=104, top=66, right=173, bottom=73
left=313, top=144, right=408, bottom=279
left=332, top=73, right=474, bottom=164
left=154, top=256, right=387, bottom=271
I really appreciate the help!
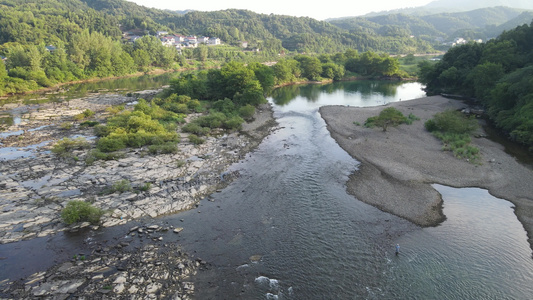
left=174, top=81, right=533, bottom=299
left=1, top=79, right=533, bottom=299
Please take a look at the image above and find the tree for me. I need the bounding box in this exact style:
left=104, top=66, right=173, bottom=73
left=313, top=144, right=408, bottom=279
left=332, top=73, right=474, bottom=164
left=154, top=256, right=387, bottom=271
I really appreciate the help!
left=295, top=55, right=322, bottom=80
left=132, top=49, right=151, bottom=71
left=194, top=45, right=208, bottom=62
left=249, top=62, right=275, bottom=94
left=367, top=107, right=409, bottom=131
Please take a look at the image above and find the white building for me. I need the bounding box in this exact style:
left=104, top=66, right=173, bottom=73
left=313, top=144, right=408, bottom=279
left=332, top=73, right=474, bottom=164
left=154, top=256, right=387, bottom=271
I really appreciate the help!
left=209, top=37, right=221, bottom=46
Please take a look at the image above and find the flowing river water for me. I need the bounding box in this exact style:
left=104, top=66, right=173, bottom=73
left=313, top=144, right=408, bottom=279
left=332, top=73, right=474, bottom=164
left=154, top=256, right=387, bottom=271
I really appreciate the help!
left=176, top=82, right=533, bottom=299
left=1, top=79, right=533, bottom=299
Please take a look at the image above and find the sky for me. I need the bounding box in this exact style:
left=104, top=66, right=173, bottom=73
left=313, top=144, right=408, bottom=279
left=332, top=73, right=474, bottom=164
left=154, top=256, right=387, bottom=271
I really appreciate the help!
left=126, top=0, right=434, bottom=20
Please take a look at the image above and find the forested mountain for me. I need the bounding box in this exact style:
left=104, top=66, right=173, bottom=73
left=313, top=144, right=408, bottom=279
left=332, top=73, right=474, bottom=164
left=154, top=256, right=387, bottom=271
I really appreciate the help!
left=418, top=21, right=533, bottom=149
left=0, top=0, right=434, bottom=55
left=329, top=7, right=533, bottom=43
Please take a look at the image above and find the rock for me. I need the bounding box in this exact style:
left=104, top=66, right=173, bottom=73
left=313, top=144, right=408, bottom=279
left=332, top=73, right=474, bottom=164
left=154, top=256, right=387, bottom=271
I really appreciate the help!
left=114, top=283, right=125, bottom=294
left=113, top=275, right=127, bottom=284
left=173, top=227, right=183, bottom=233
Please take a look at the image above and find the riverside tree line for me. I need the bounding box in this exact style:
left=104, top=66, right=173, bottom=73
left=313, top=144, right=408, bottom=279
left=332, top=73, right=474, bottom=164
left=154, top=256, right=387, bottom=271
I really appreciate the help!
left=418, top=21, right=533, bottom=150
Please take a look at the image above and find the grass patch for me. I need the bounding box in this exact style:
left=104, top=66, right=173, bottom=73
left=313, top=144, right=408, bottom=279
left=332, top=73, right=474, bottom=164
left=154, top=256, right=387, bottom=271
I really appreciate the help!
left=61, top=200, right=104, bottom=225
left=51, top=137, right=90, bottom=158
left=425, top=110, right=480, bottom=162
left=108, top=179, right=132, bottom=194
left=364, top=107, right=414, bottom=131
left=188, top=134, right=205, bottom=145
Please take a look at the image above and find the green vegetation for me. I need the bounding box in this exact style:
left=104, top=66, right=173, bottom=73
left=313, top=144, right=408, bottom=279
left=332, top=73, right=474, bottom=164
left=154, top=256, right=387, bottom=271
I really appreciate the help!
left=109, top=179, right=132, bottom=194
left=59, top=122, right=73, bottom=130
left=94, top=98, right=180, bottom=153
left=138, top=182, right=152, bottom=192
left=61, top=200, right=104, bottom=225
left=51, top=137, right=90, bottom=158
left=85, top=149, right=125, bottom=165
left=365, top=107, right=416, bottom=131
left=419, top=21, right=533, bottom=150
left=188, top=134, right=205, bottom=145
left=425, top=110, right=480, bottom=162
left=0, top=0, right=423, bottom=97
left=330, top=7, right=533, bottom=48
left=73, top=109, right=96, bottom=121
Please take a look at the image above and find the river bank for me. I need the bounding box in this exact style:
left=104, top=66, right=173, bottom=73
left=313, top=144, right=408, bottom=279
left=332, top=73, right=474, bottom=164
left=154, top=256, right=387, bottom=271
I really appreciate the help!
left=320, top=96, right=533, bottom=249
left=0, top=91, right=276, bottom=245
left=0, top=88, right=277, bottom=298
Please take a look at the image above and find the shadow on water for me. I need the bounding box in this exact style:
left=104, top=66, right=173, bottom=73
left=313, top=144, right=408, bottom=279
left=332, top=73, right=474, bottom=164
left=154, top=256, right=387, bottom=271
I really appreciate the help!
left=483, top=122, right=533, bottom=169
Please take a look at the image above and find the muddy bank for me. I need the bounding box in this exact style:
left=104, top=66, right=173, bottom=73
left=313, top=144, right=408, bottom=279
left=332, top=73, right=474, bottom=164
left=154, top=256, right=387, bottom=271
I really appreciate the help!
left=320, top=96, right=533, bottom=247
left=0, top=92, right=276, bottom=245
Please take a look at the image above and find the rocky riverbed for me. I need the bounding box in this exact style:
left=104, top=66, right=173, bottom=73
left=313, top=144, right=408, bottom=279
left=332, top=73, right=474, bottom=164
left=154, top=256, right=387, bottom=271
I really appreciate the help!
left=3, top=225, right=202, bottom=299
left=0, top=90, right=275, bottom=244
left=0, top=90, right=276, bottom=298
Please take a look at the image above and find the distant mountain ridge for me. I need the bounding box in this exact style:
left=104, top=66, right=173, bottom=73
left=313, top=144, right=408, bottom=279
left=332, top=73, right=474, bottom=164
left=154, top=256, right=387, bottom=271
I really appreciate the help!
left=347, top=0, right=533, bottom=18
left=328, top=6, right=533, bottom=44
left=425, top=0, right=533, bottom=12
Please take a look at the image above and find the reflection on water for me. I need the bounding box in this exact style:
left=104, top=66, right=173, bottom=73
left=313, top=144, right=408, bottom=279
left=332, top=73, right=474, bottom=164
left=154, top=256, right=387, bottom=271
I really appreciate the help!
left=271, top=80, right=425, bottom=111
left=0, top=72, right=177, bottom=107
left=271, top=80, right=409, bottom=105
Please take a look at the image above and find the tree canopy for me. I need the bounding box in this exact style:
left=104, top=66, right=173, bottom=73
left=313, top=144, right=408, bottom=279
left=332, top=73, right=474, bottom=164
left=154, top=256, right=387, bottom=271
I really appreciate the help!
left=418, top=21, right=533, bottom=149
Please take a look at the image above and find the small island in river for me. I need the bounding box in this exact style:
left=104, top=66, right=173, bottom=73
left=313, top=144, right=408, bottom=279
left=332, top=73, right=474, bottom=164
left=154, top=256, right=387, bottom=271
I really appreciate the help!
left=320, top=95, right=533, bottom=250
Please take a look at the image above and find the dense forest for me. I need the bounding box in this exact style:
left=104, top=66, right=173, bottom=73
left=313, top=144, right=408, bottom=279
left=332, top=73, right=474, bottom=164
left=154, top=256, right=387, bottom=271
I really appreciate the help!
left=418, top=21, right=533, bottom=150
left=0, top=0, right=414, bottom=96
left=0, top=0, right=435, bottom=53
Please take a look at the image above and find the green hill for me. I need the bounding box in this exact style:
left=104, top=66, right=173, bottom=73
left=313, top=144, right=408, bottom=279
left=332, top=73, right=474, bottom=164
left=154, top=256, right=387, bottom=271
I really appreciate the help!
left=329, top=6, right=533, bottom=43
left=0, top=0, right=434, bottom=55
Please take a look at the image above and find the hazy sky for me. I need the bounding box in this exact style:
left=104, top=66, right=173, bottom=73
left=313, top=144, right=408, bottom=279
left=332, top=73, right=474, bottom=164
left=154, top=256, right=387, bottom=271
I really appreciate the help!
left=126, top=0, right=434, bottom=20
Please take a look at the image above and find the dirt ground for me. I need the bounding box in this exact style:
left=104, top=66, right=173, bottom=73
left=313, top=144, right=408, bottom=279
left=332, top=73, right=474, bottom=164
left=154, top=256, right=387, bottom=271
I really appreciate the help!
left=320, top=96, right=533, bottom=250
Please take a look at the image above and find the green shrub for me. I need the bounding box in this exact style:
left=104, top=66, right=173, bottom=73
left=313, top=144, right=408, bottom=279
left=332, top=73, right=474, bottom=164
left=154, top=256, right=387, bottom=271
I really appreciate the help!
left=97, top=136, right=126, bottom=152
left=148, top=142, right=178, bottom=154
left=85, top=150, right=125, bottom=164
left=182, top=123, right=210, bottom=136
left=424, top=119, right=438, bottom=132
left=195, top=112, right=226, bottom=128
left=139, top=182, right=152, bottom=192
left=224, top=116, right=244, bottom=130
left=93, top=124, right=112, bottom=137
left=74, top=109, right=96, bottom=121
left=60, top=122, right=73, bottom=130
left=105, top=105, right=125, bottom=115
left=52, top=137, right=90, bottom=157
left=110, top=179, right=132, bottom=193
left=80, top=121, right=99, bottom=127
left=427, top=111, right=480, bottom=163
left=188, top=134, right=205, bottom=145
left=61, top=200, right=104, bottom=225
left=239, top=104, right=256, bottom=120
left=430, top=110, right=478, bottom=134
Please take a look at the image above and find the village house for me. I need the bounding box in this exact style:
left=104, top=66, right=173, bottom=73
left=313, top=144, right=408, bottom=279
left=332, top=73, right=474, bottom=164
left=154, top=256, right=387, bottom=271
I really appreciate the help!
left=209, top=37, right=221, bottom=45
left=160, top=36, right=176, bottom=47
left=198, top=36, right=209, bottom=44
left=121, top=31, right=222, bottom=49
